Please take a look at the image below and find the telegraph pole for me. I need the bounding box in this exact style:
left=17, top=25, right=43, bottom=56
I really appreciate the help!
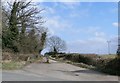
left=117, top=37, right=120, bottom=57
left=107, top=41, right=111, bottom=55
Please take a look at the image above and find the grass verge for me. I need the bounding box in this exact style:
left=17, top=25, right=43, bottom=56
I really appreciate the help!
left=1, top=56, right=43, bottom=70
left=2, top=61, right=26, bottom=70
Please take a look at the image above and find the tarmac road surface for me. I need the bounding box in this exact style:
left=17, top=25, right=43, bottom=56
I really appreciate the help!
left=2, top=59, right=119, bottom=81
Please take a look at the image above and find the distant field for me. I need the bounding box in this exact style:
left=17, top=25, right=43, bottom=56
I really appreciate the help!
left=100, top=54, right=117, bottom=59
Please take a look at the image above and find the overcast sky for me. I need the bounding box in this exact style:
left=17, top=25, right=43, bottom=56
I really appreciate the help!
left=38, top=2, right=118, bottom=54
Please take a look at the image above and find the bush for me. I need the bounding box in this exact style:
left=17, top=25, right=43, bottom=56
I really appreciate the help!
left=45, top=52, right=56, bottom=56
left=45, top=52, right=66, bottom=58
left=64, top=53, right=97, bottom=66
left=2, top=52, right=15, bottom=60
left=105, top=58, right=119, bottom=75
left=96, top=57, right=120, bottom=76
left=2, top=52, right=39, bottom=61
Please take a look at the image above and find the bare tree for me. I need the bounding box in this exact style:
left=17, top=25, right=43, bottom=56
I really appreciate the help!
left=47, top=36, right=67, bottom=53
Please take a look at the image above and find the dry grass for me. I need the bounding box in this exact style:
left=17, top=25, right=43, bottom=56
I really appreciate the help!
left=2, top=52, right=44, bottom=70
left=100, top=54, right=117, bottom=59
left=2, top=61, right=26, bottom=70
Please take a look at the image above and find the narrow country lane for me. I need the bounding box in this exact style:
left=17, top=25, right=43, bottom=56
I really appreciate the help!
left=2, top=59, right=119, bottom=81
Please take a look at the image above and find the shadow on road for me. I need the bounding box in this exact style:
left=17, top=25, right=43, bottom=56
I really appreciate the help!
left=70, top=69, right=105, bottom=75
